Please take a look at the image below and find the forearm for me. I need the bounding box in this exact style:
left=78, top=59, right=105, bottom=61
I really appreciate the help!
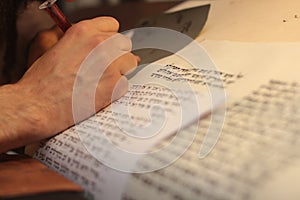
left=0, top=16, right=137, bottom=153
left=0, top=84, right=47, bottom=153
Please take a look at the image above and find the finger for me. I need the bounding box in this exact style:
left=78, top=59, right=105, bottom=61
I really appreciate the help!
left=92, top=33, right=132, bottom=63
left=69, top=16, right=119, bottom=38
left=95, top=76, right=129, bottom=110
left=95, top=32, right=132, bottom=51
left=135, top=55, right=141, bottom=63
left=110, top=33, right=132, bottom=51
left=111, top=53, right=138, bottom=76
left=31, top=25, right=63, bottom=47
left=49, top=25, right=64, bottom=39
left=27, top=26, right=64, bottom=66
left=90, top=16, right=120, bottom=32
left=111, top=76, right=129, bottom=101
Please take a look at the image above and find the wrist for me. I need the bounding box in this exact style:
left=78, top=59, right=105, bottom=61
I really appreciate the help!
left=0, top=84, right=48, bottom=152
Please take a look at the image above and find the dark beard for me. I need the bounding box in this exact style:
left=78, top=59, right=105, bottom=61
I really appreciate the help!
left=0, top=1, right=22, bottom=40
left=0, top=0, right=30, bottom=83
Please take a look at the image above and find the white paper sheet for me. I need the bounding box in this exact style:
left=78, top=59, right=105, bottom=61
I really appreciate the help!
left=35, top=39, right=300, bottom=199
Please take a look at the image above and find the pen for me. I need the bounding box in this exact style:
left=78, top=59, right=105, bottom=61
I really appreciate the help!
left=39, top=0, right=72, bottom=32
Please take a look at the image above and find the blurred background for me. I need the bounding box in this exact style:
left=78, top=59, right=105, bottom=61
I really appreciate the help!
left=58, top=0, right=175, bottom=16
left=56, top=0, right=181, bottom=31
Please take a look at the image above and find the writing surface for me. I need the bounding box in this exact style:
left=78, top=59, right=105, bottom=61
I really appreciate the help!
left=123, top=80, right=300, bottom=200
left=34, top=39, right=300, bottom=199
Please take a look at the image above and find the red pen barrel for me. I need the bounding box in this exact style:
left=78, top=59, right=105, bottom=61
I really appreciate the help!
left=45, top=3, right=72, bottom=32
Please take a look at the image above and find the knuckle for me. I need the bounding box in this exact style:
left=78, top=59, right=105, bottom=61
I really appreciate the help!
left=68, top=21, right=90, bottom=36
left=99, top=16, right=120, bottom=31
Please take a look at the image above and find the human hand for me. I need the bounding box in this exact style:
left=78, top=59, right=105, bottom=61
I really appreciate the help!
left=27, top=25, right=63, bottom=67
left=0, top=17, right=137, bottom=152
left=27, top=0, right=77, bottom=66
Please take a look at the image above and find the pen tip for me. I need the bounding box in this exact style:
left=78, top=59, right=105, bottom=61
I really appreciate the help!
left=39, top=0, right=58, bottom=10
